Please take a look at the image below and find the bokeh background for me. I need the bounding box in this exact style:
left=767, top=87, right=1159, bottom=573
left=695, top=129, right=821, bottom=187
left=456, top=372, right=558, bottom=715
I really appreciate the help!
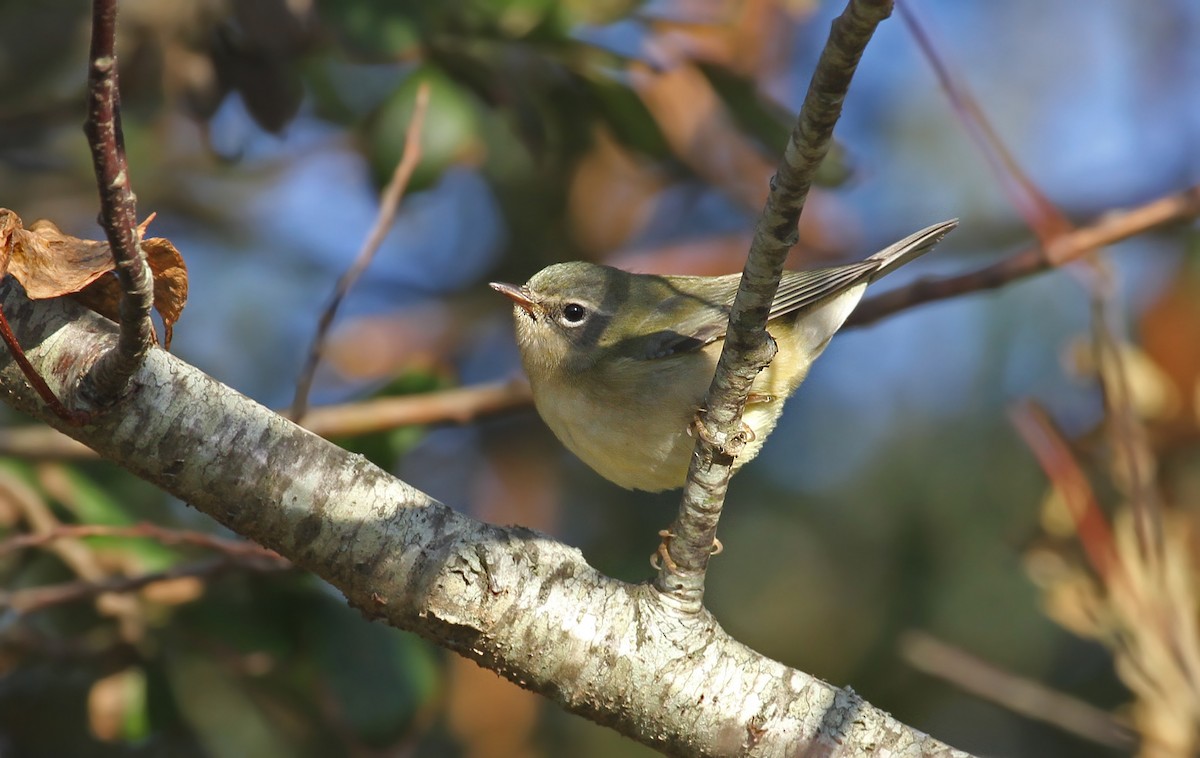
left=1, top=0, right=1199, bottom=755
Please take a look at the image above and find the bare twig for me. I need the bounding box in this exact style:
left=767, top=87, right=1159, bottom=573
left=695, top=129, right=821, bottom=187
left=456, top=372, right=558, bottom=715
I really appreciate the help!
left=0, top=556, right=291, bottom=616
left=0, top=307, right=91, bottom=425
left=1009, top=402, right=1119, bottom=581
left=0, top=468, right=145, bottom=638
left=900, top=631, right=1135, bottom=750
left=1084, top=263, right=1165, bottom=565
left=83, top=0, right=156, bottom=398
left=850, top=185, right=1200, bottom=327
left=897, top=3, right=1070, bottom=242
left=300, top=378, right=531, bottom=437
left=291, top=82, right=431, bottom=422
left=0, top=379, right=533, bottom=459
left=0, top=521, right=286, bottom=563
left=0, top=426, right=95, bottom=459
left=655, top=0, right=896, bottom=609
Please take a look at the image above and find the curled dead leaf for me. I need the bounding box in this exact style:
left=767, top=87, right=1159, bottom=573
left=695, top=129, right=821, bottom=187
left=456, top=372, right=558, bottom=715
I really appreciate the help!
left=0, top=211, right=114, bottom=298
left=0, top=209, right=189, bottom=349
left=71, top=236, right=189, bottom=349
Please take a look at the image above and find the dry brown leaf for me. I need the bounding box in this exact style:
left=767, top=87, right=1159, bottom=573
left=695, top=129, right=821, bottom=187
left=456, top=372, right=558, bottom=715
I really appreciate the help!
left=0, top=210, right=114, bottom=298
left=567, top=127, right=668, bottom=254
left=0, top=209, right=190, bottom=349
left=140, top=575, right=206, bottom=606
left=72, top=235, right=190, bottom=349
left=629, top=61, right=775, bottom=212
left=88, top=667, right=146, bottom=742
left=1140, top=264, right=1200, bottom=444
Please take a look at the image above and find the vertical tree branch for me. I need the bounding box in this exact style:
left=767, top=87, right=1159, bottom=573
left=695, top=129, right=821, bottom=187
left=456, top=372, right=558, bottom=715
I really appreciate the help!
left=83, top=0, right=155, bottom=398
left=655, top=0, right=896, bottom=608
left=290, top=82, right=430, bottom=422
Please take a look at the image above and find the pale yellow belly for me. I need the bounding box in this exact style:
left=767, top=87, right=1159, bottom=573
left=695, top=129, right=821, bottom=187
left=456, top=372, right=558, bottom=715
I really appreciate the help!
left=530, top=346, right=797, bottom=492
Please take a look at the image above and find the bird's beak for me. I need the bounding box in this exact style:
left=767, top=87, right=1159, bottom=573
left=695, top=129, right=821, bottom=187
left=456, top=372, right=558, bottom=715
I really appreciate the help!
left=489, top=281, right=538, bottom=315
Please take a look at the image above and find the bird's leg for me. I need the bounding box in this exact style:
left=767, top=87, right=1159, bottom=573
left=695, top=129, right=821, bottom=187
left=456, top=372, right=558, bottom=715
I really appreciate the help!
left=650, top=529, right=722, bottom=570
left=650, top=529, right=678, bottom=571
left=687, top=408, right=755, bottom=446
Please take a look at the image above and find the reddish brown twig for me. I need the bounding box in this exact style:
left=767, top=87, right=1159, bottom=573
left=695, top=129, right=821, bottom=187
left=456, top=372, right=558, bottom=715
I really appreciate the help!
left=291, top=82, right=431, bottom=422
left=897, top=3, right=1070, bottom=242
left=0, top=556, right=291, bottom=616
left=1009, top=401, right=1120, bottom=581
left=850, top=185, right=1200, bottom=327
left=0, top=306, right=91, bottom=426
left=900, top=631, right=1134, bottom=750
left=82, top=0, right=156, bottom=397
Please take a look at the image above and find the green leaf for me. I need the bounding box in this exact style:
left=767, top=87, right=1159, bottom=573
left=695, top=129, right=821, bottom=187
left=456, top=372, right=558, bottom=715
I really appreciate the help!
left=164, top=648, right=298, bottom=758
left=316, top=0, right=424, bottom=58
left=581, top=72, right=671, bottom=158
left=303, top=593, right=439, bottom=745
left=366, top=64, right=485, bottom=190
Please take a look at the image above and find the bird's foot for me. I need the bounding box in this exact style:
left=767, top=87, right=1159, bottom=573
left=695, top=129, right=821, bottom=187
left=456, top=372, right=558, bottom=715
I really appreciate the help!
left=650, top=530, right=723, bottom=571
left=650, top=529, right=677, bottom=571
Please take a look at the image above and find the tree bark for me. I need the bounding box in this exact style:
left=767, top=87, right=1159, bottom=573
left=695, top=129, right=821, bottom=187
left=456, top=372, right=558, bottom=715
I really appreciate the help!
left=0, top=280, right=971, bottom=757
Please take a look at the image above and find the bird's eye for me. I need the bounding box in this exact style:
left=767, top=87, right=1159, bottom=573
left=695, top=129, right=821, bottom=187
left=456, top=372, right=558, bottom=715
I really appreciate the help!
left=561, top=303, right=587, bottom=325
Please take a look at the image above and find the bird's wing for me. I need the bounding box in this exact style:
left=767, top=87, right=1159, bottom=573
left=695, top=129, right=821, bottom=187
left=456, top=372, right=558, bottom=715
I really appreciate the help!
left=615, top=264, right=881, bottom=360
left=612, top=274, right=737, bottom=361
left=762, top=262, right=879, bottom=321
left=615, top=219, right=958, bottom=361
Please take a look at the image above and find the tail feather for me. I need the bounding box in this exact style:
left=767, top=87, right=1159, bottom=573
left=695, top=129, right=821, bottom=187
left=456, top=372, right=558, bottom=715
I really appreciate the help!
left=866, top=219, right=959, bottom=282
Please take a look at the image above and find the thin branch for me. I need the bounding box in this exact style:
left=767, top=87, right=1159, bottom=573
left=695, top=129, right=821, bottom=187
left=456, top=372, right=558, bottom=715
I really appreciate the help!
left=900, top=631, right=1136, bottom=750
left=897, top=3, right=1070, bottom=242
left=849, top=185, right=1200, bottom=327
left=1008, top=401, right=1120, bottom=581
left=300, top=378, right=531, bottom=437
left=1088, top=266, right=1164, bottom=563
left=0, top=556, right=291, bottom=616
left=0, top=467, right=145, bottom=638
left=655, top=0, right=896, bottom=609
left=0, top=522, right=286, bottom=563
left=83, top=0, right=155, bottom=398
left=0, top=379, right=534, bottom=459
left=291, top=82, right=431, bottom=422
left=0, top=306, right=91, bottom=425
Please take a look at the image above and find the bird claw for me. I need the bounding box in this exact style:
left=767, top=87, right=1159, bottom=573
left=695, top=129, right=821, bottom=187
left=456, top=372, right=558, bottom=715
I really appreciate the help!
left=650, top=529, right=678, bottom=571
left=650, top=530, right=723, bottom=570
left=688, top=414, right=754, bottom=450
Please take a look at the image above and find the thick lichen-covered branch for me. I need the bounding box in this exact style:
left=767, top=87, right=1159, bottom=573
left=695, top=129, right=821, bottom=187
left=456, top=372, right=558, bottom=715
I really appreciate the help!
left=0, top=279, right=970, bottom=758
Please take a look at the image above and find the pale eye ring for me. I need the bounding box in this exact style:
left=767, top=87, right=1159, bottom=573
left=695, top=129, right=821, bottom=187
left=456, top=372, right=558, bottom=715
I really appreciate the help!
left=561, top=303, right=587, bottom=325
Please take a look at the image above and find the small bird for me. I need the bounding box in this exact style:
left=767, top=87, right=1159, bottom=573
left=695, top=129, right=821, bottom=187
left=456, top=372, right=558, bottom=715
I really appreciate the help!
left=491, top=219, right=957, bottom=492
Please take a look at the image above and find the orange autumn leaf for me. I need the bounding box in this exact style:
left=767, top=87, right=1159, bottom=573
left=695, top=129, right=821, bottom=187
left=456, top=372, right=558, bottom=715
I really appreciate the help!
left=0, top=209, right=189, bottom=349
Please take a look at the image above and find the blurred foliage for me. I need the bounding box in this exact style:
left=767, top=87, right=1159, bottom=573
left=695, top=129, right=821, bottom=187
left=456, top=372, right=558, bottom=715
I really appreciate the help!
left=1, top=0, right=1199, bottom=756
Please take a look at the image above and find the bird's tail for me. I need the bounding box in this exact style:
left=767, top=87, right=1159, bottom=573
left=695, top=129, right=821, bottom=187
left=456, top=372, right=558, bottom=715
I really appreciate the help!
left=866, top=219, right=959, bottom=281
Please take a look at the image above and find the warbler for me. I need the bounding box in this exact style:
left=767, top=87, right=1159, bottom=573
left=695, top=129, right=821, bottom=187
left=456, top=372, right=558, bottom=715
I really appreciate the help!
left=491, top=219, right=956, bottom=492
